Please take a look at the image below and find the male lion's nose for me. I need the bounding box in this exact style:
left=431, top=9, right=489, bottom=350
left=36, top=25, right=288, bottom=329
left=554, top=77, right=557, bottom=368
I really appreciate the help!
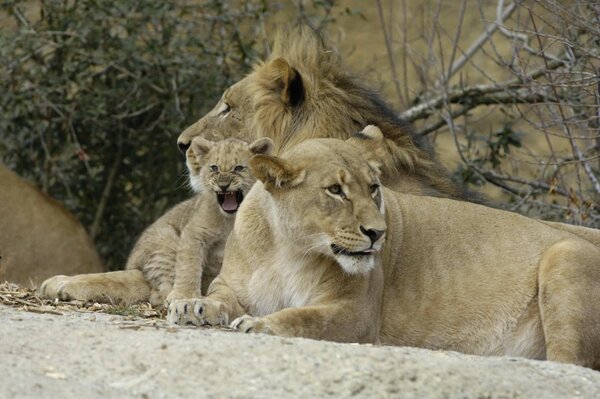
left=178, top=140, right=190, bottom=154
left=360, top=226, right=385, bottom=244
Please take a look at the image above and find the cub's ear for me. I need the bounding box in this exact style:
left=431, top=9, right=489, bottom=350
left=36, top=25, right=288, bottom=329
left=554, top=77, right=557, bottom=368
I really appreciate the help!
left=346, top=125, right=386, bottom=169
left=249, top=137, right=274, bottom=156
left=265, top=57, right=304, bottom=107
left=249, top=154, right=305, bottom=191
left=191, top=137, right=213, bottom=158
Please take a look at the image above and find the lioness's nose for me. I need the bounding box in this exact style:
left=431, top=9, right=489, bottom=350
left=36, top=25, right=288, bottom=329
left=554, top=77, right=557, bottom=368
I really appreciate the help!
left=360, top=226, right=385, bottom=244
left=178, top=140, right=190, bottom=154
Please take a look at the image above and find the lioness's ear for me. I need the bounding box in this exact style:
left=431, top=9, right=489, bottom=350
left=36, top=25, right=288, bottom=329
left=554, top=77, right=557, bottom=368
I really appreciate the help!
left=267, top=57, right=304, bottom=107
left=191, top=137, right=213, bottom=158
left=249, top=154, right=305, bottom=190
left=249, top=137, right=274, bottom=156
left=346, top=125, right=386, bottom=169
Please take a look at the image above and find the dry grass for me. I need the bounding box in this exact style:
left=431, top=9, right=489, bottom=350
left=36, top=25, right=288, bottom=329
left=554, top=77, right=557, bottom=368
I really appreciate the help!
left=0, top=281, right=166, bottom=321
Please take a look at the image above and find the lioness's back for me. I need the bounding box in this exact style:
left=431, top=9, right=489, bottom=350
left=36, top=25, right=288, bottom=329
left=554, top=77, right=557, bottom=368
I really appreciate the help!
left=0, top=164, right=104, bottom=286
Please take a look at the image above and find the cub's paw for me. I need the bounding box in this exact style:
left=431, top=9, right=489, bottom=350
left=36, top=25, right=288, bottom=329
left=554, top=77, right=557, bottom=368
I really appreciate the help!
left=165, top=289, right=196, bottom=305
left=39, top=275, right=77, bottom=301
left=230, top=315, right=275, bottom=335
left=167, top=298, right=229, bottom=327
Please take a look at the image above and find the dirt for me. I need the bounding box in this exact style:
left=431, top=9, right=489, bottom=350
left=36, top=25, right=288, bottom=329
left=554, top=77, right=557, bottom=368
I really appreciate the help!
left=1, top=286, right=600, bottom=399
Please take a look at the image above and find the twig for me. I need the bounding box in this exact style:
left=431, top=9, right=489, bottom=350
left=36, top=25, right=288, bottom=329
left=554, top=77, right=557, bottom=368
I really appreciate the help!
left=90, top=138, right=124, bottom=240
left=375, top=0, right=404, bottom=107
left=403, top=84, right=559, bottom=123
left=440, top=1, right=520, bottom=84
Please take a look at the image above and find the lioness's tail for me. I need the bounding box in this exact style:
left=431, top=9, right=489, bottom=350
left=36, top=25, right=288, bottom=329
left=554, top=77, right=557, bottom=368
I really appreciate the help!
left=39, top=269, right=151, bottom=305
left=543, top=221, right=600, bottom=248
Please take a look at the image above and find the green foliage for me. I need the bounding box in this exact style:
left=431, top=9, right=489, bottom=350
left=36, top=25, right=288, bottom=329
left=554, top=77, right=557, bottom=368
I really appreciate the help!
left=0, top=0, right=269, bottom=269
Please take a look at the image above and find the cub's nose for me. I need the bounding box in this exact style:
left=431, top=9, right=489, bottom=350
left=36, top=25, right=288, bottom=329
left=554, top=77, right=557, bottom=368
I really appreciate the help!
left=360, top=226, right=385, bottom=244
left=178, top=140, right=190, bottom=154
left=218, top=183, right=230, bottom=191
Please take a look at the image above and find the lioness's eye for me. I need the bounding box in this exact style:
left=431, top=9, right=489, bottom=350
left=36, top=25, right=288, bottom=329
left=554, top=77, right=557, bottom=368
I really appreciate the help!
left=369, top=184, right=380, bottom=194
left=234, top=165, right=245, bottom=172
left=210, top=165, right=219, bottom=172
left=327, top=184, right=344, bottom=197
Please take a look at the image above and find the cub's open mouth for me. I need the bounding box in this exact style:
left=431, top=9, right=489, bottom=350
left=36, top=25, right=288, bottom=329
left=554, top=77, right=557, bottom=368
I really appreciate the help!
left=331, top=244, right=376, bottom=257
left=216, top=191, right=244, bottom=214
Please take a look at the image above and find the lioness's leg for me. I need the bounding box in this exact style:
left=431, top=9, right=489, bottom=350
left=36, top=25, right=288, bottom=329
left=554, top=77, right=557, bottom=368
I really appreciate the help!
left=538, top=239, right=600, bottom=370
left=40, top=270, right=151, bottom=305
left=230, top=300, right=380, bottom=343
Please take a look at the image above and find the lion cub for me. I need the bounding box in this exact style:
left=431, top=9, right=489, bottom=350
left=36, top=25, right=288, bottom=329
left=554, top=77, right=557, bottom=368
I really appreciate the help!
left=128, top=136, right=273, bottom=304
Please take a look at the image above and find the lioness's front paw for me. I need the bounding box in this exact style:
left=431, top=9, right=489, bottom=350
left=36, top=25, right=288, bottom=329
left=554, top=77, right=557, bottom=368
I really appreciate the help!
left=167, top=298, right=229, bottom=327
left=230, top=315, right=275, bottom=335
left=39, top=275, right=76, bottom=301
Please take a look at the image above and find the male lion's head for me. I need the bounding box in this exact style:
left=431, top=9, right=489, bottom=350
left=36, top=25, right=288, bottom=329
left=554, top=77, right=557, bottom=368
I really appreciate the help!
left=176, top=27, right=467, bottom=199
left=249, top=125, right=388, bottom=275
left=186, top=137, right=273, bottom=215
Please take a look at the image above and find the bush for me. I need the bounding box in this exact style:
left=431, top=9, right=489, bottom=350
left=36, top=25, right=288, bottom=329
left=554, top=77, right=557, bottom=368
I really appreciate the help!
left=0, top=0, right=269, bottom=269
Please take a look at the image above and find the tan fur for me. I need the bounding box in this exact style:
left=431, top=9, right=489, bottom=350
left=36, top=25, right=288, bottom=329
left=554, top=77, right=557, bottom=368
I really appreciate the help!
left=171, top=126, right=600, bottom=370
left=0, top=163, right=104, bottom=287
left=40, top=138, right=272, bottom=306
left=177, top=26, right=466, bottom=199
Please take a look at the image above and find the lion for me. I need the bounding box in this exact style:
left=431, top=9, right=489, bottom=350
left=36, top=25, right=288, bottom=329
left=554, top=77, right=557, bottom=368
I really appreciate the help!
left=40, top=137, right=273, bottom=305
left=176, top=26, right=468, bottom=200
left=168, top=126, right=600, bottom=370
left=0, top=163, right=104, bottom=287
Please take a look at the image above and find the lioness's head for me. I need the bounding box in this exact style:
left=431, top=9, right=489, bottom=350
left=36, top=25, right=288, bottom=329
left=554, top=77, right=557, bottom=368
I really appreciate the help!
left=249, top=125, right=387, bottom=274
left=187, top=137, right=273, bottom=215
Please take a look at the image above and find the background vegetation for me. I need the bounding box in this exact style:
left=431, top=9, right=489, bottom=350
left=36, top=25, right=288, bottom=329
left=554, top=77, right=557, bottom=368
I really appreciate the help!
left=1, top=1, right=598, bottom=270
left=0, top=0, right=270, bottom=269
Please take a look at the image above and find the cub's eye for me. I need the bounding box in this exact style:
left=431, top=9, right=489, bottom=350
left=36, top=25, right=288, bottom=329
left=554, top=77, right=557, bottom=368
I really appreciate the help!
left=209, top=165, right=219, bottom=172
left=220, top=102, right=231, bottom=116
left=327, top=184, right=344, bottom=197
left=233, top=165, right=245, bottom=173
left=369, top=184, right=380, bottom=194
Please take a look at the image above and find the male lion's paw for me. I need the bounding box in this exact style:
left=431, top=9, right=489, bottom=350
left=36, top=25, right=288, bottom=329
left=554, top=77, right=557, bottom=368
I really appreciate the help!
left=39, top=275, right=76, bottom=301
left=167, top=298, right=229, bottom=327
left=230, top=315, right=275, bottom=335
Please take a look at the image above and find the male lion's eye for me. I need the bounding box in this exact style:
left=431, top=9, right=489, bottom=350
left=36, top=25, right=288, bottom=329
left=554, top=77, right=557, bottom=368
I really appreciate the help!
left=234, top=165, right=245, bottom=173
left=369, top=184, right=380, bottom=194
left=220, top=102, right=231, bottom=116
left=327, top=184, right=344, bottom=197
left=210, top=165, right=219, bottom=172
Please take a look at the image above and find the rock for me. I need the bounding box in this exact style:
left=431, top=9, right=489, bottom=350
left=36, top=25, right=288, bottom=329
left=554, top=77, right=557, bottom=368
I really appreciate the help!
left=1, top=304, right=598, bottom=398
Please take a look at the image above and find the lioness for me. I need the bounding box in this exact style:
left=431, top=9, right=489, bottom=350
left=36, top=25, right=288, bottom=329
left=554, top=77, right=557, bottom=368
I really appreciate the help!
left=169, top=126, right=600, bottom=370
left=0, top=163, right=104, bottom=286
left=41, top=137, right=272, bottom=305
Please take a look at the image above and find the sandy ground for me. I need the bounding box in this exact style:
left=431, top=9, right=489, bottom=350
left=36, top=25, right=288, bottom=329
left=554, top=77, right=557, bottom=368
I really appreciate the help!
left=1, top=304, right=599, bottom=399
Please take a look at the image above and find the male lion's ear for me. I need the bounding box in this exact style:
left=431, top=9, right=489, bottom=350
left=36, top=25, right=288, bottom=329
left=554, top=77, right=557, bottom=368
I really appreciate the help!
left=347, top=125, right=386, bottom=169
left=191, top=137, right=213, bottom=158
left=249, top=154, right=305, bottom=190
left=268, top=57, right=304, bottom=107
left=249, top=137, right=274, bottom=156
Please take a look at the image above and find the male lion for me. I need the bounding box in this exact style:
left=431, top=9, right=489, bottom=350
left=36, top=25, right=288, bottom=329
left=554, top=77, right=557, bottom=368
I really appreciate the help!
left=41, top=137, right=272, bottom=305
left=176, top=26, right=467, bottom=199
left=169, top=126, right=600, bottom=370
